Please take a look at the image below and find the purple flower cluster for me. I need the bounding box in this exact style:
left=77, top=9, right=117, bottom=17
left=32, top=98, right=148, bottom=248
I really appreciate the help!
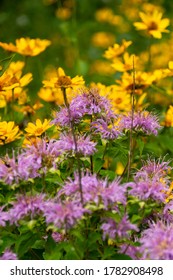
left=52, top=88, right=115, bottom=126
left=128, top=159, right=171, bottom=202
left=43, top=200, right=86, bottom=229
left=56, top=133, right=96, bottom=156
left=0, top=139, right=61, bottom=185
left=101, top=214, right=138, bottom=240
left=139, top=220, right=173, bottom=259
left=0, top=249, right=17, bottom=260
left=8, top=194, right=46, bottom=224
left=120, top=111, right=161, bottom=135
left=92, top=118, right=122, bottom=139
left=58, top=173, right=127, bottom=208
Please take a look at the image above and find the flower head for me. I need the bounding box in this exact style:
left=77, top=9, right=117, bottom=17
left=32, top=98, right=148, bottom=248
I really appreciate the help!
left=0, top=121, right=21, bottom=145
left=0, top=249, right=17, bottom=260
left=44, top=200, right=86, bottom=229
left=104, top=39, right=132, bottom=60
left=129, top=159, right=171, bottom=202
left=101, top=214, right=138, bottom=240
left=43, top=67, right=84, bottom=89
left=59, top=173, right=127, bottom=208
left=120, top=111, right=161, bottom=135
left=0, top=37, right=51, bottom=56
left=56, top=133, right=96, bottom=156
left=140, top=221, right=173, bottom=259
left=25, top=119, right=52, bottom=137
left=134, top=10, right=170, bottom=39
left=9, top=194, right=46, bottom=224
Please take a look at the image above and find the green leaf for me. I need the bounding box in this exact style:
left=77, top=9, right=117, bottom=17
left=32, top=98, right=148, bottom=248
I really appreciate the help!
left=15, top=232, right=38, bottom=258
left=93, top=158, right=104, bottom=173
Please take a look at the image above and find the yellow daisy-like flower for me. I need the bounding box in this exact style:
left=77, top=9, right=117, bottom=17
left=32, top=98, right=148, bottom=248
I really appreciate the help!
left=43, top=67, right=85, bottom=89
left=0, top=121, right=21, bottom=145
left=111, top=53, right=139, bottom=72
left=103, top=39, right=132, bottom=60
left=115, top=71, right=154, bottom=95
left=0, top=37, right=51, bottom=56
left=134, top=10, right=170, bottom=39
left=25, top=119, right=52, bottom=136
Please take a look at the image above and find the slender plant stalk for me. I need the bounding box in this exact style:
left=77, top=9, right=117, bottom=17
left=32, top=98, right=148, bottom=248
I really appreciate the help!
left=127, top=56, right=136, bottom=180
left=61, top=87, right=84, bottom=205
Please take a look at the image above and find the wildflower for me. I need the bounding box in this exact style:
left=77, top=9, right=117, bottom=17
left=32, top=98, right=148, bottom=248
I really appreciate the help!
left=25, top=119, right=52, bottom=137
left=120, top=111, right=161, bottom=135
left=9, top=194, right=46, bottom=224
left=0, top=121, right=21, bottom=145
left=91, top=32, right=115, bottom=48
left=57, top=133, right=96, bottom=156
left=43, top=67, right=84, bottom=89
left=129, top=159, right=171, bottom=202
left=108, top=85, right=131, bottom=113
left=52, top=88, right=115, bottom=126
left=0, top=249, right=17, bottom=260
left=163, top=105, right=173, bottom=127
left=92, top=118, right=122, bottom=139
left=0, top=155, right=20, bottom=185
left=104, top=39, right=132, bottom=60
left=59, top=173, right=127, bottom=207
left=140, top=221, right=173, bottom=259
left=134, top=10, right=170, bottom=39
left=22, top=138, right=61, bottom=173
left=44, top=200, right=86, bottom=229
left=101, top=214, right=138, bottom=240
left=111, top=53, right=139, bottom=72
left=38, top=87, right=64, bottom=104
left=115, top=71, right=153, bottom=95
left=0, top=37, right=51, bottom=56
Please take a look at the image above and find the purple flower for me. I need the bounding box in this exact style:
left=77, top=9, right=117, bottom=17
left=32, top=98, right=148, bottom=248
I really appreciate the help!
left=43, top=200, right=86, bottom=229
left=22, top=138, right=62, bottom=174
left=9, top=194, right=46, bottom=224
left=128, top=159, right=171, bottom=202
left=101, top=214, right=138, bottom=240
left=139, top=220, right=173, bottom=260
left=92, top=118, right=122, bottom=139
left=57, top=134, right=96, bottom=156
left=58, top=173, right=127, bottom=208
left=52, top=88, right=115, bottom=126
left=120, top=111, right=161, bottom=135
left=0, top=155, right=19, bottom=185
left=119, top=244, right=140, bottom=259
left=0, top=249, right=17, bottom=260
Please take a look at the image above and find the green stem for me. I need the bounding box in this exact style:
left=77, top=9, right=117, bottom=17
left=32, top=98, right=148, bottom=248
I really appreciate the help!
left=62, top=87, right=84, bottom=205
left=127, top=56, right=135, bottom=181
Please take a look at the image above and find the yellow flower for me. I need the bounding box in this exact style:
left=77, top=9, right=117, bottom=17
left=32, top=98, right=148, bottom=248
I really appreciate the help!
left=115, top=71, right=154, bottom=95
left=0, top=37, right=51, bottom=56
left=0, top=121, right=21, bottom=145
left=134, top=10, right=170, bottom=39
left=90, top=60, right=115, bottom=76
left=43, top=67, right=85, bottom=89
left=111, top=53, right=139, bottom=72
left=108, top=85, right=131, bottom=113
left=163, top=105, right=173, bottom=127
left=91, top=32, right=115, bottom=48
left=55, top=7, right=72, bottom=20
left=25, top=119, right=52, bottom=136
left=38, top=87, right=64, bottom=104
left=103, top=40, right=132, bottom=60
